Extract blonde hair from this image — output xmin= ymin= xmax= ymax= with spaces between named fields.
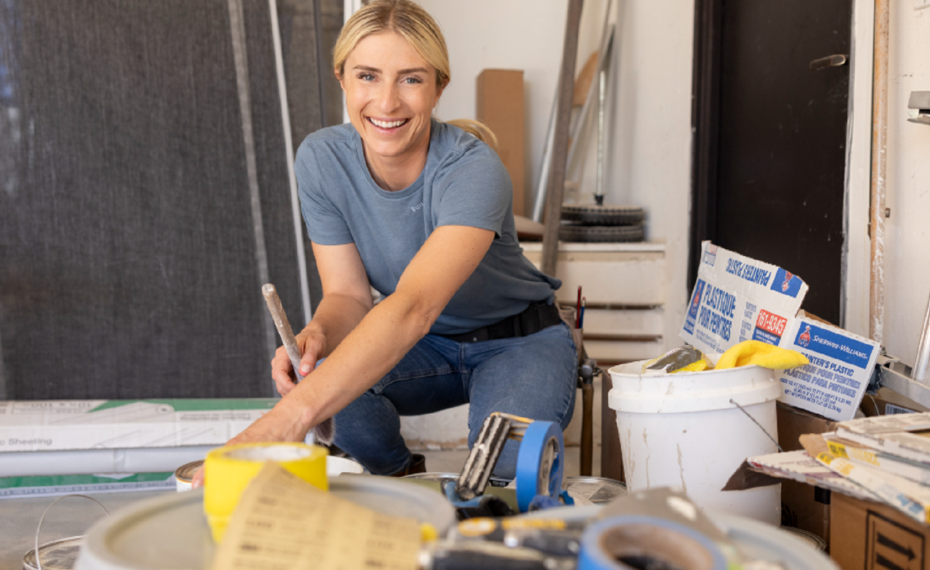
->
xmin=334 ymin=0 xmax=498 ymax=149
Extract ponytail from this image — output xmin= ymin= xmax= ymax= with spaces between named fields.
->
xmin=446 ymin=119 xmax=499 ymax=150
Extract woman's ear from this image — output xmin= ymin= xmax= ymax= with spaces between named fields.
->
xmin=435 ymin=80 xmax=448 ymax=103
xmin=335 ymin=68 xmax=345 ymax=91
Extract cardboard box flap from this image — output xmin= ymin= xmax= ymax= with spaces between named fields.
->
xmin=835 ymin=411 xmax=930 ymax=465
xmin=728 ymin=450 xmax=877 ymax=501
xmin=723 ymin=460 xmax=784 ymax=491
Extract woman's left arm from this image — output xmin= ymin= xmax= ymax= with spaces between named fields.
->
xmin=224 ymin=224 xmax=496 ymax=444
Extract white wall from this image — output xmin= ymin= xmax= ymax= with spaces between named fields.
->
xmin=881 ymin=5 xmax=930 ymax=365
xmin=419 ymin=0 xmax=612 ymax=211
xmin=845 ymin=2 xmax=930 ymax=367
xmin=607 ymin=0 xmax=694 ymax=344
xmin=420 ymin=0 xmax=695 ymax=345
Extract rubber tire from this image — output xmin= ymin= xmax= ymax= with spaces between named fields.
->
xmin=558 ymin=223 xmax=645 ymax=243
xmin=560 ymin=204 xmax=645 ymax=226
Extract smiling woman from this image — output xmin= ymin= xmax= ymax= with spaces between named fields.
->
xmin=203 ymin=0 xmax=577 ymax=481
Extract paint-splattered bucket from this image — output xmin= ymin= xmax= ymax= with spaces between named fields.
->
xmin=609 ymin=362 xmax=781 ymax=524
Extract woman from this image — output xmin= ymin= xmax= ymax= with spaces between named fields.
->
xmin=219 ymin=0 xmax=576 ymax=479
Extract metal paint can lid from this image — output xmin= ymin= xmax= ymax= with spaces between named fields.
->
xmin=404 ymin=472 xmax=511 ymax=487
xmin=175 ymin=459 xmax=204 ymax=492
xmin=23 ymin=536 xmax=83 ymax=570
xmin=780 ymin=526 xmax=827 ymax=551
xmin=403 ymin=472 xmax=460 ymax=482
xmin=563 ymin=476 xmax=627 ymax=505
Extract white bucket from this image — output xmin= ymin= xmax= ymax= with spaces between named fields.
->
xmin=608 ymin=361 xmax=781 ymax=524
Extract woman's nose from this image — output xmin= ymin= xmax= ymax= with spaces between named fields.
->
xmin=376 ymin=83 xmax=401 ymax=112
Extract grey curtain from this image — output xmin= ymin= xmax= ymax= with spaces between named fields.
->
xmin=0 ymin=0 xmax=332 ymax=399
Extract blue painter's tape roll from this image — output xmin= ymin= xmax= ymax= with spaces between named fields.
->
xmin=578 ymin=515 xmax=728 ymax=570
xmin=515 ymin=421 xmax=564 ymax=513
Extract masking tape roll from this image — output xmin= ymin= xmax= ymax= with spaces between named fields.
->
xmin=203 ymin=442 xmax=328 ymax=542
xmin=515 ymin=420 xmax=564 ymax=513
xmin=578 ymin=516 xmax=727 ymax=570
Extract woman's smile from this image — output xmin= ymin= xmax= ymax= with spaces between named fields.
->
xmin=368 ymin=117 xmax=409 ymax=129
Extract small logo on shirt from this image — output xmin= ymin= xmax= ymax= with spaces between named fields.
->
xmin=410 ymin=202 xmax=424 ymax=213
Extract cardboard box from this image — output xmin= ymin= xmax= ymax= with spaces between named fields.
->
xmin=778 ymin=403 xmax=838 ymax=544
xmin=0 ymin=472 xmax=175 ymax=498
xmin=476 ymin=69 xmax=525 ymax=216
xmin=831 ymin=492 xmax=930 ymax=570
xmin=681 ymin=242 xmax=880 ymax=421
xmin=0 ymin=399 xmax=275 ymax=452
xmin=861 ymin=387 xmax=930 ymax=417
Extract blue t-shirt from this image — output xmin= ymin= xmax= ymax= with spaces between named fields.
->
xmin=295 ymin=120 xmax=561 ymax=335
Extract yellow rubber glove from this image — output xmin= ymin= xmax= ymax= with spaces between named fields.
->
xmin=715 ymin=340 xmax=809 ymax=370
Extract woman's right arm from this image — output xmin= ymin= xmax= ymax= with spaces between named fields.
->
xmin=271 ymin=241 xmax=374 ymax=396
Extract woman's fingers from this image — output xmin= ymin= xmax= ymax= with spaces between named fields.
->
xmin=298 ymin=352 xmax=317 ymax=376
xmin=271 ymin=347 xmax=298 ymax=395
xmin=275 ymin=376 xmax=296 ymax=396
xmin=270 ymin=334 xmax=323 ymax=393
xmin=191 ymin=464 xmax=205 ymax=489
xmin=297 ymin=333 xmax=325 ymax=377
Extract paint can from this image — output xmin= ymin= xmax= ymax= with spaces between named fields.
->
xmin=174 ymin=459 xmax=203 ymax=492
xmin=405 ymin=472 xmax=511 ymax=487
xmin=23 ymin=536 xmax=83 ymax=570
xmin=780 ymin=527 xmax=827 ymax=551
xmin=326 ymin=455 xmax=364 ymax=476
xmin=26 ymin=495 xmax=109 ymax=570
xmin=609 ymin=361 xmax=782 ymax=524
xmin=174 ymin=454 xmax=364 ymax=493
xmin=74 ymin=476 xmax=457 ymax=569
xmin=562 ymin=476 xmax=626 ymax=505
xmin=578 ymin=515 xmax=728 ymax=570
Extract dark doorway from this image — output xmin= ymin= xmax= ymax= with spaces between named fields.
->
xmin=690 ymin=0 xmax=852 ymax=326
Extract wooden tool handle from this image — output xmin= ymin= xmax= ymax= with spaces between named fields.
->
xmin=261 ymin=283 xmax=305 ymax=381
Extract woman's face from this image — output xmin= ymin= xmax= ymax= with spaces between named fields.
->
xmin=338 ymin=31 xmax=444 ymax=171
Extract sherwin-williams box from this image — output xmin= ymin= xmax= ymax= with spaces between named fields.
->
xmin=681 ymin=242 xmax=879 ymax=421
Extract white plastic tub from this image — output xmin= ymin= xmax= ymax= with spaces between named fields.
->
xmin=609 ymin=361 xmax=781 ymax=524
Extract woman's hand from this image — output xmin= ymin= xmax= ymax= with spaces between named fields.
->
xmin=271 ymin=330 xmax=327 ymax=396
xmin=191 ymin=400 xmax=314 ymax=489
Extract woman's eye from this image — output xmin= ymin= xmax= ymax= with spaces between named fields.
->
xmin=358 ymin=73 xmax=375 ymax=81
xmin=403 ymin=76 xmax=422 ymax=84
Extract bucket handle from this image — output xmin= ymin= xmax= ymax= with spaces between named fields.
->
xmin=34 ymin=494 xmax=109 ymax=570
xmin=729 ymin=399 xmax=783 ymax=453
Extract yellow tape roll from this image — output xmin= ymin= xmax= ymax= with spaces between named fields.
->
xmin=204 ymin=442 xmax=328 ymax=542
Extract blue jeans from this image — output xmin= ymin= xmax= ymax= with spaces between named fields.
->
xmin=331 ymin=322 xmax=578 ymax=478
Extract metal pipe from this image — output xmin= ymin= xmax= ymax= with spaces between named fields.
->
xmin=532 ymin=90 xmax=558 ymax=222
xmin=595 ymin=64 xmax=607 ymax=205
xmin=229 ymin=0 xmax=276 ymax=363
xmin=565 ymin=25 xmax=615 ymax=191
xmin=915 ymin=293 xmax=930 ymax=383
xmin=541 ymin=0 xmax=585 ymax=276
xmin=534 ymin=2 xmax=615 ymax=221
xmin=869 ymin=0 xmax=889 ymax=344
xmin=269 ymin=0 xmax=313 ymax=324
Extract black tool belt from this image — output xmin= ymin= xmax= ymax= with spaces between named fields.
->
xmin=439 ymin=301 xmax=563 ymax=343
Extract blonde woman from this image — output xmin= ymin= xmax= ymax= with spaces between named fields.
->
xmin=216 ymin=0 xmax=576 ymax=478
